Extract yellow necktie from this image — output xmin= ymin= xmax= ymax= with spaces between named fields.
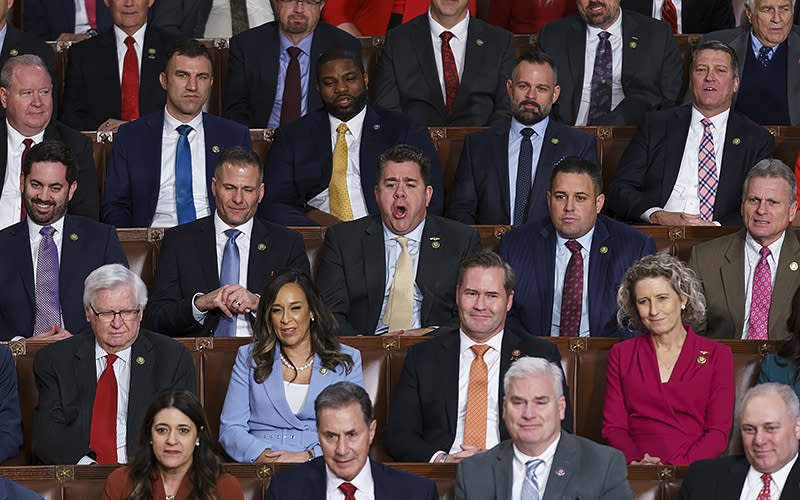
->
xmin=329 ymin=123 xmax=353 ymax=221
xmin=383 ymin=237 xmax=414 ymax=332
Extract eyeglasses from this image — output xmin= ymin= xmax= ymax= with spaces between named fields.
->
xmin=276 ymin=0 xmax=323 ymax=5
xmin=89 ymin=305 xmax=140 ymax=322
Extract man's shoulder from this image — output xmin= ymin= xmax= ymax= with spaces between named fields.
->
xmin=35 ymin=330 xmax=93 ymax=359
xmin=538 ymin=13 xmax=582 ymax=39
xmin=461 ymin=440 xmax=511 ymax=470
xmin=135 ymin=327 xmax=192 ymax=354
xmin=691 ymin=228 xmax=745 ymax=256
xmin=561 ymin=431 xmax=623 ymax=461
xmin=425 ymin=214 xmax=479 ymax=240
xmin=728 ymin=109 xmax=774 ymax=139
xmin=385 ymin=13 xmax=428 ymax=41
xmin=685 ymin=454 xmax=745 ymax=477
xmin=63 ymin=214 xmax=116 ymax=239
xmin=313 ymin=20 xmax=361 ymax=47
xmin=546 ymin=119 xmax=594 ymax=140
xmin=595 ymin=214 xmax=650 ymax=242
xmin=5 ymin=24 xmax=52 ymax=55
xmin=254 ymin=217 xmax=304 ymax=242
xmin=46 ymin=120 xmax=92 ymax=146
xmin=324 ymin=215 xmax=380 ymax=240
xmin=66 ymin=29 xmax=114 ymax=56
xmin=0 ymin=220 xmax=28 ymax=244
xmin=500 ymin=217 xmax=552 ymax=246
xmin=161 ymin=215 xmax=212 ymax=241
xmin=368 ymin=104 xmax=428 ymax=130
xmin=116 ymin=111 xmax=164 ymax=137
xmin=230 ymin=21 xmax=279 ymax=47
xmin=201 ymin=112 xmax=250 ymax=135
xmin=370 ymin=459 xmax=438 ymax=492
xmin=269 ymin=456 xmax=324 ymax=486
xmin=504 ymin=326 xmax=559 ymax=355
xmin=466 ymin=16 xmax=513 ymax=43
xmin=274 ymin=109 xmax=328 ymax=138
xmin=701 ymin=26 xmax=748 ymax=44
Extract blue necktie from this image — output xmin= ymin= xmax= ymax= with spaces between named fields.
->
xmin=514 ymin=128 xmax=535 ymax=225
xmin=521 ymin=458 xmax=544 ymax=500
xmin=758 ymin=45 xmax=771 ymax=68
xmin=216 ymin=228 xmax=241 ymax=337
xmin=175 ymin=124 xmax=196 ymax=224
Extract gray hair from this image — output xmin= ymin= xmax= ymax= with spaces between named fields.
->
xmin=743 ymin=158 xmax=797 ymax=204
xmin=0 ymin=54 xmax=50 ymax=89
xmin=742 ymin=383 xmax=800 ymax=422
xmin=503 ymin=357 xmax=564 ymax=400
xmin=314 ymin=381 xmax=374 ymax=426
xmin=616 ymin=253 xmax=706 ymax=332
xmin=744 ymin=0 xmax=796 ymax=11
xmin=83 ymin=264 xmax=147 ymax=309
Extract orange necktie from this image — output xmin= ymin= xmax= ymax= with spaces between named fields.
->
xmin=463 ymin=344 xmax=490 ymax=448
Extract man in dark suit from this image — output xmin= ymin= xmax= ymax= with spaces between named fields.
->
xmin=0 ymin=55 xmax=99 ymax=228
xmin=263 ymin=48 xmax=445 ymax=226
xmin=222 ymin=0 xmax=360 ymax=128
xmin=373 ymin=0 xmax=515 ymax=127
xmin=147 ymin=147 xmax=310 ymax=337
xmin=383 ymin=251 xmax=572 ymax=463
xmin=316 ymin=144 xmax=480 ymax=336
xmin=0 ymin=141 xmax=127 ymax=342
xmin=23 ymin=0 xmax=112 ymax=42
xmin=102 ymin=39 xmax=252 ymax=228
xmin=621 ymin=0 xmax=734 ymax=34
xmin=446 ymin=50 xmax=598 ymax=225
xmin=32 ymin=264 xmax=197 ymax=465
xmin=150 ymin=0 xmax=212 ymax=38
xmin=679 ymin=382 xmax=800 ymax=500
xmin=0 ymin=345 xmax=22 ymax=463
xmin=61 ymin=0 xmax=177 ymax=132
xmin=455 ymin=357 xmax=633 ymax=500
xmin=499 ymin=157 xmax=656 ymax=338
xmin=608 ymin=41 xmax=774 ymax=226
xmin=537 ymin=0 xmax=683 ymax=126
xmin=266 ymin=382 xmax=438 ymax=499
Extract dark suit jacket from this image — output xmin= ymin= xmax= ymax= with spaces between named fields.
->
xmin=31 ymin=328 xmax=197 ymax=465
xmin=374 ymin=14 xmax=514 ymax=127
xmin=382 ymin=326 xmax=573 ymax=462
xmin=621 ymin=0 xmax=734 ymax=34
xmin=262 ymin=104 xmax=445 ymax=225
xmin=61 ymin=25 xmax=176 ymax=131
xmin=0 ymin=215 xmax=128 ymax=341
xmin=0 ymin=25 xmax=58 ymax=119
xmin=700 ymin=25 xmax=800 ymax=126
xmin=23 ymin=0 xmax=112 ymax=41
xmin=316 ymin=215 xmax=481 ymax=336
xmin=607 ymin=106 xmax=774 ymax=225
xmin=446 ymin=119 xmax=599 ymax=224
xmin=689 ymin=227 xmax=800 ymax=340
xmin=537 ymin=11 xmax=684 ymax=126
xmin=101 ymin=111 xmax=252 ymax=228
xmin=0 ymin=477 xmax=43 ymax=500
xmin=498 ymin=214 xmax=656 ymax=337
xmin=223 ymin=21 xmax=361 ymax=128
xmin=146 ymin=215 xmax=311 ymax=336
xmin=679 ymin=454 xmax=800 ymax=500
xmin=150 ymin=0 xmax=212 ymax=38
xmin=0 ymin=346 xmax=22 ymax=463
xmin=266 ymin=457 xmax=439 ymax=500
xmin=0 ymin=120 xmax=99 ymax=220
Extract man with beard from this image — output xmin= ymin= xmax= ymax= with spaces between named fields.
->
xmin=0 ymin=140 xmax=127 ymax=341
xmin=262 ymin=48 xmax=445 ymax=226
xmin=446 ymin=51 xmax=598 ymax=225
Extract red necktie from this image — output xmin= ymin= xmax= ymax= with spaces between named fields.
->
xmin=121 ymin=36 xmax=139 ymax=122
xmin=747 ymin=247 xmax=772 ymax=340
xmin=757 ymin=473 xmax=772 ymax=500
xmin=19 ymin=138 xmax=33 ymax=221
xmin=661 ymin=0 xmax=678 ymax=34
xmin=560 ymin=240 xmax=584 ymax=337
xmin=90 ymin=354 xmax=118 ymax=464
xmin=440 ymin=31 xmax=459 ymax=115
xmin=339 ymin=482 xmax=357 ymax=500
xmin=280 ymin=47 xmax=302 ymax=126
xmin=85 ymin=0 xmax=97 ymax=29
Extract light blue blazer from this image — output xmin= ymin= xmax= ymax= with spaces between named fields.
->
xmin=219 ymin=342 xmax=364 ymax=463
xmin=759 ymin=354 xmax=800 ymax=401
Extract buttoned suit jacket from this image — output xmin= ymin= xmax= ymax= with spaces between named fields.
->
xmin=688 ymin=227 xmax=800 ymax=340
xmin=316 ymin=215 xmax=480 ymax=336
xmin=445 ymin=119 xmax=598 ymax=224
xmin=382 ymin=326 xmax=573 ymax=462
xmin=22 ymin=0 xmax=112 ymax=41
xmin=0 ymin=120 xmax=100 ymax=220
xmin=101 ymin=110 xmax=252 ymax=228
xmin=0 ymin=346 xmax=22 ymax=463
xmin=31 ymin=328 xmax=197 ymax=465
xmin=265 ymin=457 xmax=438 ymax=500
xmin=222 ymin=21 xmax=361 ymax=128
xmin=678 ymin=454 xmax=800 ymax=500
xmin=0 ymin=25 xmax=58 ymax=120
xmin=0 ymin=477 xmax=43 ymax=500
xmin=373 ymin=13 xmax=515 ymax=127
xmin=699 ymin=25 xmax=800 ymax=126
xmin=606 ymin=106 xmax=774 ymax=225
xmin=621 ymin=0 xmax=734 ymax=34
xmin=61 ymin=25 xmax=177 ymax=131
xmin=497 ymin=214 xmax=657 ymax=337
xmin=0 ymin=215 xmax=128 ymax=341
xmin=261 ymin=104 xmax=445 ymax=226
xmin=146 ymin=215 xmax=310 ymax=337
xmin=454 ymin=436 xmax=633 ymax=500
xmin=537 ymin=11 xmax=684 ymax=126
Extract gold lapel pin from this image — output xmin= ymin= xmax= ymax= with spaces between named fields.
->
xmin=70 ymin=233 xmax=78 ymax=241
xmin=136 ymin=356 xmax=145 ymax=365
xmin=790 ymin=262 xmax=799 ymax=272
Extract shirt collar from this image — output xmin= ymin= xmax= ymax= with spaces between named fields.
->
xmin=164 ymin=107 xmax=204 ymax=129
xmin=555 ymin=225 xmax=595 ymax=251
xmin=382 ymin=217 xmax=426 ymax=244
xmin=747 ymin=453 xmax=798 ymax=495
xmin=94 ymin=342 xmax=132 ymax=364
xmin=214 ymin=210 xmax=254 ymax=240
xmin=459 ymin=328 xmax=504 ymax=353
xmin=690 ymin=105 xmax=730 ymax=130
xmin=279 ymin=28 xmax=314 ymax=55
xmin=328 ymin=105 xmax=368 ymax=143
xmin=510 ymin=116 xmax=549 ymax=140
xmin=6 ymin=118 xmax=47 ymax=144
xmin=27 ymin=215 xmax=65 ymax=241
xmin=586 ymin=9 xmax=623 ymax=39
xmin=750 ymin=31 xmax=780 ymax=58
xmin=513 ymin=432 xmax=561 ymax=467
xmin=745 ymin=227 xmax=786 ymax=255
xmin=428 ymin=10 xmax=470 ymax=41
xmin=113 ymin=22 xmax=147 ymax=49
xmin=325 ymin=458 xmax=373 ymax=495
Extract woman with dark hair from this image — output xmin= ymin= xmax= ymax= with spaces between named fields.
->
xmin=101 ymin=390 xmax=243 ymax=500
xmin=219 ymin=269 xmax=364 ymax=463
xmin=759 ymin=287 xmax=800 ymax=398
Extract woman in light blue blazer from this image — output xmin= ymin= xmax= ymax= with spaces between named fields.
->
xmin=219 ymin=270 xmax=364 ymax=463
xmin=759 ymin=288 xmax=800 ymax=399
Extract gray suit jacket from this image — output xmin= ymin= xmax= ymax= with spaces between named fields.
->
xmin=454 ymin=435 xmax=633 ymax=500
xmin=688 ymin=226 xmax=800 ymax=340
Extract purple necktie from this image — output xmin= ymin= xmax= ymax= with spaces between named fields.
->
xmin=560 ymin=240 xmax=583 ymax=337
xmin=588 ymin=31 xmax=612 ymax=125
xmin=33 ymin=225 xmax=60 ymax=334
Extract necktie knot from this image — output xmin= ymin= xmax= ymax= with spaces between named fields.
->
xmin=339 ymin=482 xmax=357 ymax=498
xmin=565 ymin=240 xmax=582 ymax=254
xmin=760 ymin=246 xmax=772 ymax=258
xmin=521 ymin=128 xmax=535 ymax=139
xmin=124 ymin=35 xmax=135 ymax=48
xmin=440 ymin=30 xmax=454 ymax=44
xmin=287 ymin=46 xmax=301 ymax=59
xmin=336 ymin=123 xmax=349 ymax=136
xmin=701 ymin=118 xmax=713 ymax=131
xmin=177 ymin=124 xmax=192 ymax=137
xmin=394 ymin=236 xmax=409 ymax=250
xmin=761 ymin=473 xmax=772 ymax=486
xmin=471 ymin=343 xmax=490 ymax=358
xmin=22 ymin=138 xmax=33 ymax=150
xmin=106 ymin=353 xmax=118 ymax=366
xmin=40 ymin=225 xmax=55 ymax=238
xmin=598 ymin=31 xmax=610 ymax=41
xmin=224 ymin=228 xmax=241 ymax=241
xmin=526 ymin=458 xmax=543 ymax=480
xmin=758 ymin=46 xmax=771 ymax=67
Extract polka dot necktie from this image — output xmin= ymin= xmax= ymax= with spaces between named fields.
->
xmin=758 ymin=46 xmax=772 ymax=68
xmin=33 ymin=225 xmax=60 ymax=334
xmin=329 ymin=123 xmax=353 ymax=221
xmin=756 ymin=473 xmax=772 ymax=500
xmin=747 ymin=247 xmax=772 ymax=340
xmin=560 ymin=240 xmax=583 ymax=337
xmin=588 ymin=31 xmax=612 ymax=125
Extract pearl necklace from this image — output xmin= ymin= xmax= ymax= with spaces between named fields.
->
xmin=280 ymin=352 xmax=313 ymax=371
xmin=166 ymin=496 xmax=175 ymax=500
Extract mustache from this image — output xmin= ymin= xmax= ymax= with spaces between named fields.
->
xmin=519 ymin=100 xmax=541 ymax=111
xmin=30 ymin=198 xmax=55 ymax=207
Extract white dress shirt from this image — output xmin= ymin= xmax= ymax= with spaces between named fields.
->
xmin=308 ymin=106 xmax=369 ymax=219
xmin=73 ymin=0 xmax=91 ymax=34
xmin=575 ymin=12 xmax=625 ymax=126
xmin=95 ymin=343 xmax=132 ymax=464
xmin=428 ymin=11 xmax=469 ymax=105
xmin=741 ymin=231 xmax=784 ymax=339
xmin=507 ymin=117 xmax=548 ymax=225
xmin=651 ymin=0 xmax=683 ymax=33
xmin=739 ymin=453 xmax=798 ymax=500
xmin=325 ymin=458 xmax=375 ymax=500
xmin=511 ymin=434 xmax=561 ymax=500
xmin=153 ymin=109 xmax=211 ymax=227
xmin=0 ymin=123 xmax=46 ymax=230
xmin=551 ymin=228 xmax=594 ymax=337
xmin=203 ymin=0 xmax=275 ymax=38
xmin=375 ymin=220 xmax=426 ymax=334
xmin=113 ymin=24 xmax=146 ymax=84
xmin=23 ymin=216 xmax=67 ymax=332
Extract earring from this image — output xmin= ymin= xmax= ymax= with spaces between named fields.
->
xmin=195 ymin=441 xmax=200 ymax=447
xmin=681 ymin=304 xmax=686 ymax=310
xmin=311 ymin=316 xmax=315 ymax=322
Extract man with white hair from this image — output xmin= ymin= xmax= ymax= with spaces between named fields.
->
xmin=31 ymin=264 xmax=196 ymax=465
xmin=455 ymin=357 xmax=633 ymax=500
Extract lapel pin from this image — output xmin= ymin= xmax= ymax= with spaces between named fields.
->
xmin=147 ymin=48 xmax=156 ymax=60
xmin=320 ymin=367 xmax=328 ymax=375
xmin=257 ymin=243 xmax=267 ymax=251
xmin=511 ymin=349 xmax=521 ymax=361
xmin=212 ymin=145 xmax=221 ymax=153
xmin=628 ymin=41 xmax=637 ymax=49
xmin=732 ymin=137 xmax=741 ymax=145
xmin=697 ymin=355 xmax=707 ymax=364
xmin=70 ymin=233 xmax=78 ymax=241
xmin=9 ymin=49 xmax=18 ymax=57
xmin=136 ymin=356 xmax=145 ymax=365
xmin=555 ymin=467 xmax=566 ymax=476
xmin=791 ymin=262 xmax=799 ymax=271
xmin=600 ymin=246 xmax=608 ymax=254
xmin=430 ymin=237 xmax=441 ymax=249
xmin=551 ymin=138 xmax=559 ymax=145
xmin=373 ymin=124 xmax=381 ymax=130
xmin=476 ymin=39 xmax=484 ymax=46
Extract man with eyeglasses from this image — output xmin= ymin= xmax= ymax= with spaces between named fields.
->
xmin=223 ymin=0 xmax=361 ymax=128
xmin=0 ymin=140 xmax=127 ymax=342
xmin=31 ymin=263 xmax=197 ymax=465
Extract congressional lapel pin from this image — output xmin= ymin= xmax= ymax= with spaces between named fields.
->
xmin=9 ymin=49 xmax=18 ymax=57
xmin=373 ymin=124 xmax=381 ymax=131
xmin=628 ymin=37 xmax=638 ymax=49
xmin=790 ymin=262 xmax=799 ymax=271
xmin=732 ymin=138 xmax=741 ymax=145
xmin=320 ymin=367 xmax=328 ymax=375
xmin=212 ymin=145 xmax=221 ymax=153
xmin=476 ymin=39 xmax=484 ymax=47
xmin=70 ymin=233 xmax=78 ymax=241
xmin=147 ymin=48 xmax=156 ymax=60
xmin=136 ymin=356 xmax=145 ymax=365
xmin=600 ymin=246 xmax=608 ymax=254
xmin=257 ymin=243 xmax=267 ymax=251
xmin=551 ymin=138 xmax=559 ymax=145
xmin=555 ymin=467 xmax=566 ymax=476
xmin=697 ymin=351 xmax=709 ymax=365
xmin=511 ymin=349 xmax=521 ymax=361
xmin=430 ymin=237 xmax=441 ymax=249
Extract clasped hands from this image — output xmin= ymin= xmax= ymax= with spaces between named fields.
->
xmin=194 ymin=285 xmax=259 ymax=317
xmin=630 ymin=453 xmax=663 ymax=466
xmin=256 ymin=448 xmax=310 ymax=463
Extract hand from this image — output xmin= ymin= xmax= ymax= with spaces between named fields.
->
xmin=194 ymin=286 xmax=237 ymax=317
xmin=29 ymin=324 xmax=73 ymax=342
xmin=631 ymin=453 xmax=663 ymax=465
xmin=677 ymin=213 xmax=716 ymax=226
xmin=381 ymin=327 xmax=435 ymax=337
xmin=255 ymin=448 xmax=273 ymax=463
xmin=56 ymin=32 xmax=90 ymax=43
xmin=649 ymin=211 xmax=715 ymax=226
xmin=444 ymin=445 xmax=486 ymax=463
xmin=223 ymin=285 xmax=259 ymax=314
xmin=98 ymin=119 xmax=127 ymax=132
xmin=262 ymin=450 xmax=310 ymax=463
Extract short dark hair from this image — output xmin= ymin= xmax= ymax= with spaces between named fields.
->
xmin=376 ymin=144 xmax=432 ymax=186
xmin=515 ymin=50 xmax=558 ymax=84
xmin=549 ymin=156 xmax=603 ymax=196
xmin=164 ymin=38 xmax=214 ymax=71
xmin=314 ymin=381 xmax=374 ymax=426
xmin=316 ymin=48 xmax=365 ymax=81
xmin=22 ymin=140 xmax=78 ymax=185
xmin=691 ymin=40 xmax=740 ymax=77
xmin=456 ymin=251 xmax=515 ymax=295
xmin=214 ymin=146 xmax=263 ymax=182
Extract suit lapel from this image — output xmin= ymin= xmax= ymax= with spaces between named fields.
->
xmin=0 ymin=121 xmax=9 ymax=188
xmin=530 ymin=121 xmax=562 ymax=222
xmin=788 ymin=30 xmax=800 ymax=126
xmin=718 ymin=456 xmax=750 ymax=499
xmin=263 ymin=25 xmax=282 ymax=114
xmin=263 ymin=348 xmax=307 ymax=426
xmin=542 ymin=434 xmax=577 ymax=500
xmin=75 ymin=333 xmax=98 ymax=441
xmin=140 ymin=26 xmax=165 ymax=114
xmin=781 ymin=457 xmax=800 ymax=499
xmin=313 ymin=111 xmax=335 ymax=199
xmin=411 ymin=17 xmax=447 ymax=114
xmin=59 ymin=216 xmax=78 ymax=305
xmin=363 ymin=217 xmax=386 ymax=329
xmin=620 ymin=13 xmax=643 ymax=96
xmin=587 ymin=217 xmax=612 ymax=337
xmin=492 ymin=441 xmax=514 ymax=500
xmin=359 ymin=106 xmax=383 ymax=214
xmin=540 ymin=224 xmax=558 ymax=319
xmin=771 ymin=227 xmax=800 ymax=332
xmin=127 ymin=332 xmax=154 ymax=450
xmin=144 ymin=112 xmax=166 ymax=222
xmin=716 ymin=112 xmax=747 ymax=215
xmin=10 ymin=222 xmax=35 ymax=309
xmin=201 ymin=113 xmax=220 ymax=213
xmin=565 ymin=18 xmax=587 ymax=118
xmin=98 ymin=31 xmax=122 ymax=116
xmin=199 ymin=217 xmax=220 ymax=288
xmin=440 ymin=330 xmax=461 ymax=439
xmin=246 ymin=218 xmax=272 ymax=290
xmin=720 ymin=229 xmax=747 ymax=335
xmin=418 ymin=217 xmax=446 ymax=323
xmin=490 ymin=127 xmax=512 ymax=220
xmin=453 ymin=20 xmax=485 ymax=113
xmin=661 ymin=107 xmax=692 ymax=203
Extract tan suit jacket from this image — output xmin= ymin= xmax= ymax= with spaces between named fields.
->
xmin=689 ymin=226 xmax=800 ymax=340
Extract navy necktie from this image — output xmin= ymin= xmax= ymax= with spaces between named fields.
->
xmin=758 ymin=45 xmax=771 ymax=67
xmin=514 ymin=128 xmax=535 ymax=225
xmin=175 ymin=124 xmax=196 ymax=224
xmin=588 ymin=31 xmax=612 ymax=125
xmin=216 ymin=228 xmax=241 ymax=337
